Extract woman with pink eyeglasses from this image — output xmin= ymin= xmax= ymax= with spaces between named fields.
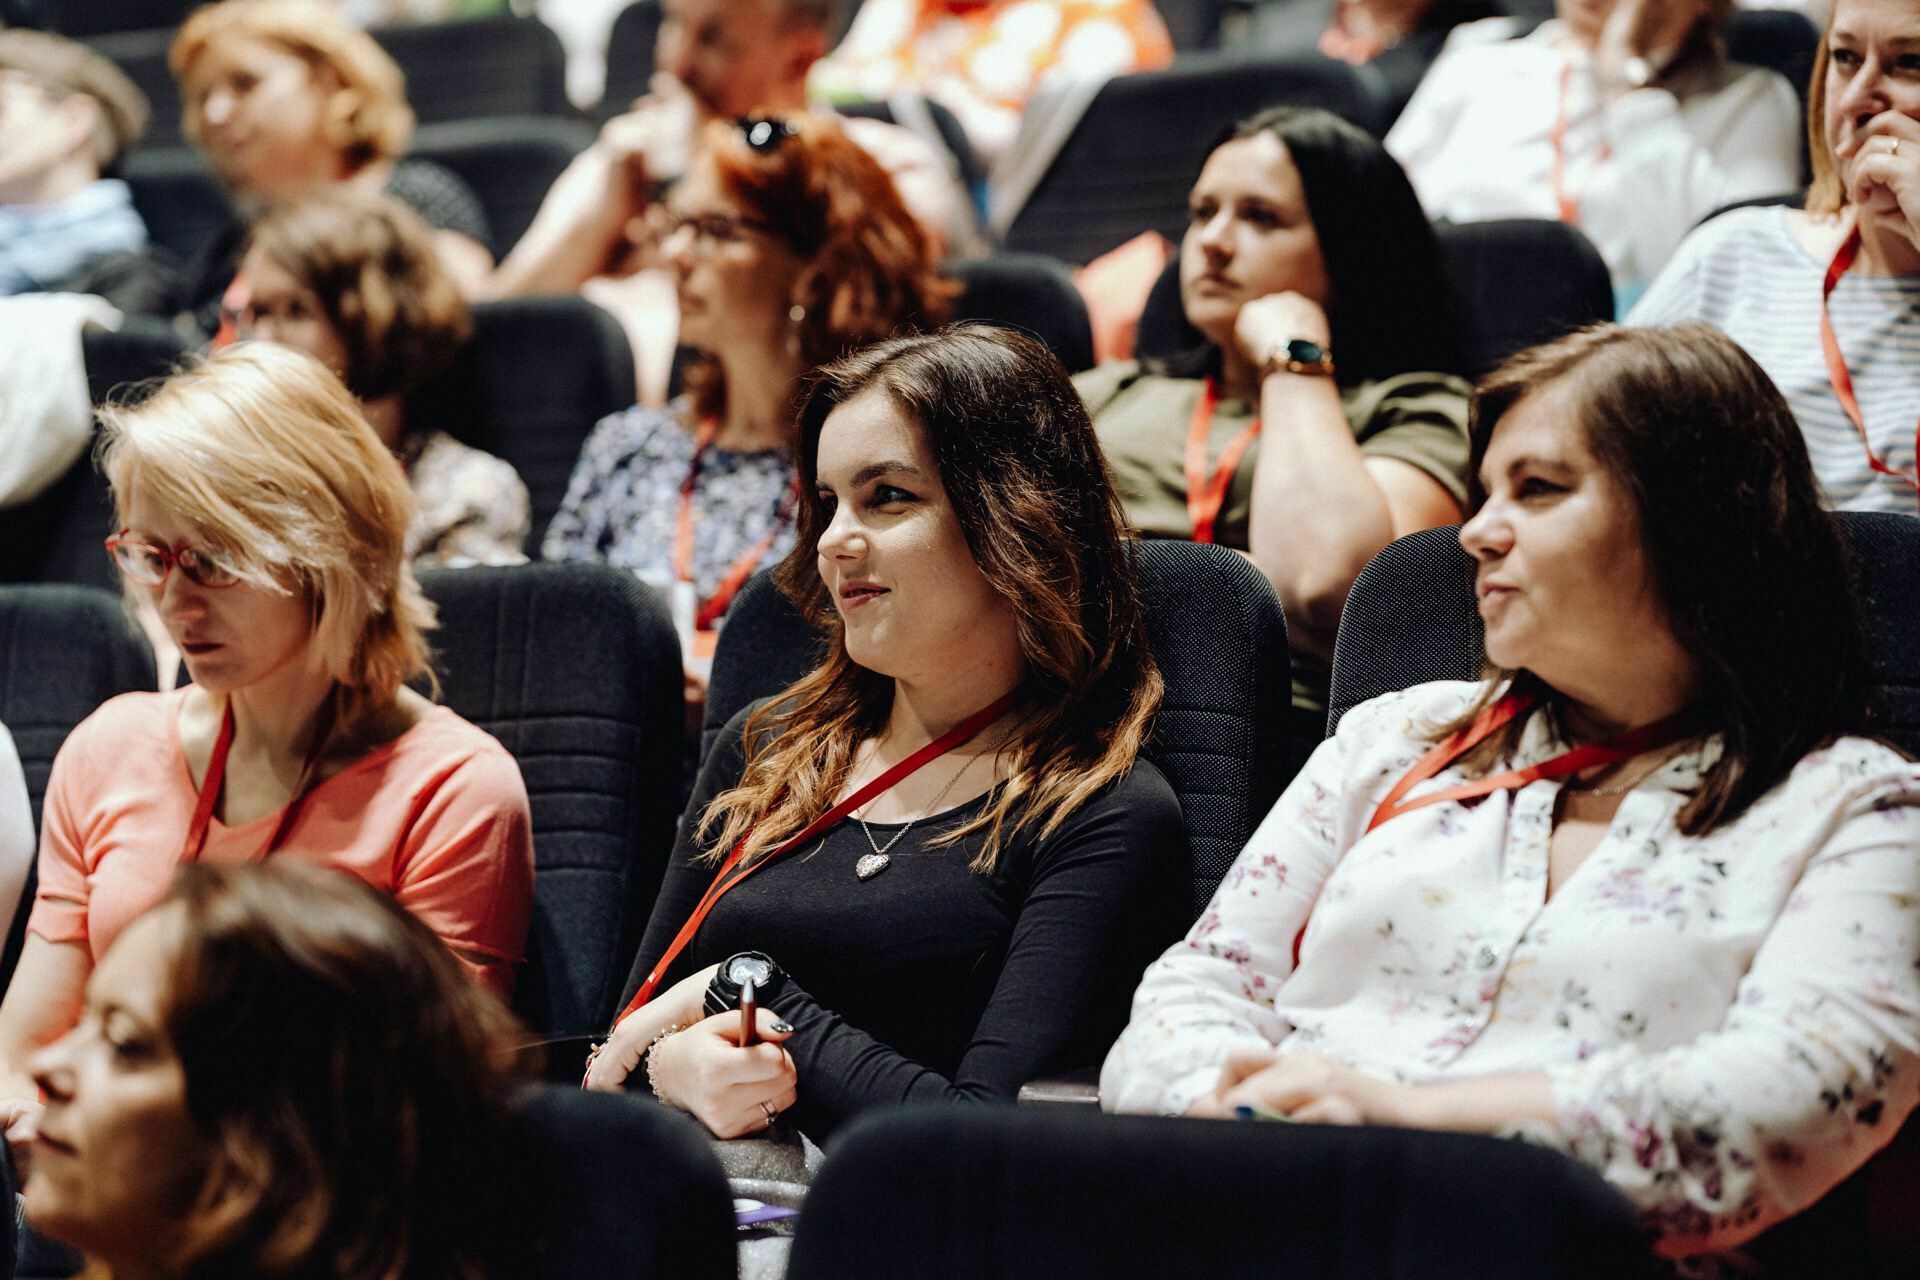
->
xmin=0 ymin=342 xmax=533 ymax=1167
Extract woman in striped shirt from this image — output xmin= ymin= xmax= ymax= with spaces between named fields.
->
xmin=1631 ymin=0 xmax=1920 ymax=514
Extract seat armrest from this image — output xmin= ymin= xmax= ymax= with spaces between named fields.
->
xmin=1017 ymin=1067 xmax=1100 ymax=1107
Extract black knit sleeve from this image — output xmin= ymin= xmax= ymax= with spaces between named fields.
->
xmin=386 ymin=159 xmax=493 ymax=250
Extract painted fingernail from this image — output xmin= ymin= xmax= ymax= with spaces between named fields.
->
xmin=771 ymin=1020 xmax=793 ymax=1034
xmin=1233 ymin=1105 xmax=1256 ymax=1120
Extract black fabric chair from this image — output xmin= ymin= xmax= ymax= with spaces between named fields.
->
xmin=408 ymin=296 xmax=637 ymax=551
xmin=502 ymin=1085 xmax=735 ymax=1280
xmin=410 ymin=117 xmax=595 ymax=258
xmin=40 ymin=0 xmax=193 ymax=37
xmin=374 ymin=16 xmax=573 ymax=125
xmin=952 ymin=254 xmax=1096 ymax=374
xmin=1158 ymin=0 xmax=1239 ymax=50
xmin=119 ymin=146 xmax=235 ymax=267
xmin=1137 ymin=217 xmax=1611 ymax=379
xmin=786 ymin=1106 xmax=1654 ymax=1280
xmin=0 ymin=318 xmax=189 ymax=592
xmin=704 ymin=541 xmax=1289 ymax=915
xmin=1435 ymin=220 xmax=1614 ymax=377
xmin=599 ymin=0 xmax=663 ymax=121
xmin=84 ymin=26 xmax=184 ymax=148
xmin=0 ymin=585 xmax=155 ymax=989
xmin=1003 ymin=54 xmax=1387 ymax=266
xmin=839 ymin=95 xmax=988 ymax=206
xmin=416 ymin=564 xmax=682 ymax=1039
xmin=1725 ymin=9 xmax=1820 ymax=108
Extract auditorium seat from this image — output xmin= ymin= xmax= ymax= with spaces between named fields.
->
xmin=705 ymin=540 xmax=1290 ymax=916
xmin=785 ymin=1106 xmax=1654 ymax=1280
xmin=952 ymin=254 xmax=1096 ymax=374
xmin=1002 ymin=54 xmax=1388 ymax=266
xmin=1135 ymin=217 xmax=1613 ymax=379
xmin=410 ymin=117 xmax=595 ymax=258
xmin=599 ymin=0 xmax=663 ymax=121
xmin=502 ymin=1086 xmax=736 ymax=1280
xmin=0 ymin=585 xmax=155 ymax=988
xmin=417 ymin=564 xmax=683 ymax=1042
xmin=1324 ymin=513 xmax=1920 ymax=1278
xmin=407 ymin=296 xmax=637 ymax=551
xmin=0 ymin=318 xmax=188 ymax=593
xmin=838 ymin=95 xmax=988 ymax=214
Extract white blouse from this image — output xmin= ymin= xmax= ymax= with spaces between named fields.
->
xmin=1101 ymin=681 xmax=1920 ymax=1256
xmin=1385 ymin=18 xmax=1802 ymax=301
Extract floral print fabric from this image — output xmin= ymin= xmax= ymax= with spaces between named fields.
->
xmin=1101 ymin=680 xmax=1920 ymax=1256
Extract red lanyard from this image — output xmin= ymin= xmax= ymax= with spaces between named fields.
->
xmin=1366 ymin=690 xmax=1697 ymax=831
xmin=1285 ymin=691 xmax=1697 ymax=968
xmin=1820 ymin=213 xmax=1920 ymax=498
xmin=1184 ymin=378 xmax=1261 ymax=545
xmin=672 ymin=419 xmax=796 ymax=631
xmin=181 ymin=695 xmax=336 ymax=864
xmin=614 ymin=691 xmax=1018 ymax=1025
xmin=1550 ymin=60 xmax=1612 ymax=225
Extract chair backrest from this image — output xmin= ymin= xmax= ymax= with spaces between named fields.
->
xmin=1328 ymin=514 xmax=1920 ymax=756
xmin=599 ymin=0 xmax=662 ymax=122
xmin=501 ymin=1085 xmax=735 ymax=1280
xmin=951 ymin=254 xmax=1096 ymax=374
xmin=1136 ymin=217 xmax=1612 ymax=379
xmin=786 ymin=1106 xmax=1653 ymax=1280
xmin=0 ymin=585 xmax=155 ymax=986
xmin=1003 ymin=53 xmax=1387 ymax=266
xmin=1725 ymin=9 xmax=1821 ymax=105
xmin=374 ymin=16 xmax=572 ymax=124
xmin=408 ymin=296 xmax=638 ymax=551
xmin=120 ymin=146 xmax=236 ymax=265
xmin=409 ymin=117 xmax=594 ymax=258
xmin=704 ymin=541 xmax=1289 ymax=915
xmin=1158 ymin=0 xmax=1236 ymax=50
xmin=838 ymin=95 xmax=987 ymax=206
xmin=42 ymin=0 xmax=192 ymax=37
xmin=416 ymin=564 xmax=682 ymax=1038
xmin=0 ymin=318 xmax=189 ymax=592
xmin=84 ymin=26 xmax=183 ymax=148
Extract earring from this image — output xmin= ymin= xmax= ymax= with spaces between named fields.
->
xmin=787 ymin=303 xmax=806 ymax=356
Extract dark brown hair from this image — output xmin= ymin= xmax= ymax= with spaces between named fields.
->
xmin=157 ymin=862 xmax=522 ymax=1280
xmin=1438 ymin=323 xmax=1868 ymax=835
xmin=680 ymin=115 xmax=957 ymax=424
xmin=245 ymin=190 xmax=471 ymax=404
xmin=699 ymin=325 xmax=1163 ymax=871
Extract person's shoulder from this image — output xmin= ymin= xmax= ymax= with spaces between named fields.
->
xmin=1350 ymin=370 xmax=1473 ymax=413
xmin=1425 ymin=14 xmax=1533 ymax=69
xmin=70 ymin=689 xmax=178 ymax=744
xmin=413 ymin=430 xmax=521 ymax=484
xmin=1783 ymin=734 xmax=1920 ymax=796
xmin=589 ymin=399 xmax=688 ymax=449
xmin=1703 ymin=56 xmax=1800 ymax=111
xmin=1335 ymin=680 xmax=1485 ymax=747
xmin=1076 ymin=359 xmax=1196 ymax=420
xmin=1678 ymin=202 xmax=1797 ymax=263
xmin=386 ymin=159 xmax=491 ymax=241
xmin=389 ymin=705 xmax=526 ymax=794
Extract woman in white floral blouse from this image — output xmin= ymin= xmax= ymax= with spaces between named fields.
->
xmin=1101 ymin=323 xmax=1920 ymax=1262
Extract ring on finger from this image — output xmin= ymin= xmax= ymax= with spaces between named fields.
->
xmin=760 ymin=1099 xmax=780 ymax=1127
xmin=1895 ymin=137 xmax=1903 ymax=158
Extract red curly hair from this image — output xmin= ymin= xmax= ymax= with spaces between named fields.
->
xmin=681 ymin=115 xmax=957 ymax=423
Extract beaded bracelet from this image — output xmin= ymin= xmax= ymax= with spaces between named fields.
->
xmin=642 ymin=1021 xmax=692 ymax=1104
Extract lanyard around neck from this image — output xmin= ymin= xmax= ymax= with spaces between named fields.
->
xmin=181 ymin=694 xmax=337 ymax=864
xmin=672 ymin=417 xmax=797 ymax=631
xmin=614 ymin=691 xmax=1019 ymax=1026
xmin=1185 ymin=378 xmax=1262 ymax=546
xmin=1366 ymin=690 xmax=1697 ymax=832
xmin=1550 ymin=59 xmax=1612 ymax=225
xmin=1820 ymin=211 xmax=1920 ymax=500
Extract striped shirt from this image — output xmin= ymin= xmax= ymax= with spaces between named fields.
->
xmin=1630 ymin=206 xmax=1920 ymax=515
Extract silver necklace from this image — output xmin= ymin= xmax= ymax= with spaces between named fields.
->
xmin=1563 ymin=757 xmax=1672 ymax=799
xmin=852 ymin=757 xmax=971 ymax=882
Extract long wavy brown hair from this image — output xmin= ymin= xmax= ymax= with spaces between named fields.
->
xmin=1434 ymin=324 xmax=1867 ymax=836
xmin=698 ymin=326 xmax=1163 ymax=873
xmin=680 ymin=115 xmax=957 ymax=425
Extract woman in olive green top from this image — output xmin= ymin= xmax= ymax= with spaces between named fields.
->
xmin=1077 ymin=106 xmax=1472 ymax=765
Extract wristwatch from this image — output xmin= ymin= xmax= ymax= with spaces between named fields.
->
xmin=703 ymin=951 xmax=785 ymax=1016
xmin=1262 ymin=337 xmax=1336 ymax=379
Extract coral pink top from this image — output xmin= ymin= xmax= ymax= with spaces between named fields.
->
xmin=30 ymin=690 xmax=534 ymax=1000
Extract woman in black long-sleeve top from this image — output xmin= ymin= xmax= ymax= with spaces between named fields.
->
xmin=585 ymin=326 xmax=1187 ymax=1141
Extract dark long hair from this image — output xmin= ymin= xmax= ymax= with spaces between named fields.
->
xmin=159 ymin=862 xmax=523 ymax=1280
xmin=1438 ymin=324 xmax=1868 ymax=835
xmin=1152 ymin=105 xmax=1467 ymax=386
xmin=699 ymin=325 xmax=1163 ymax=872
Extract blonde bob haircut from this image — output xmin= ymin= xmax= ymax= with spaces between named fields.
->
xmin=98 ymin=343 xmax=436 ymax=729
xmin=171 ymin=0 xmax=414 ymax=172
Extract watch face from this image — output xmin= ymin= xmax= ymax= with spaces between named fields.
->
xmin=724 ymin=954 xmax=776 ymax=986
xmin=1286 ymin=339 xmax=1327 ymax=365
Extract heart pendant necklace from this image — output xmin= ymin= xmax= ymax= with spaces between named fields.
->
xmin=853 ymin=754 xmax=971 ymax=882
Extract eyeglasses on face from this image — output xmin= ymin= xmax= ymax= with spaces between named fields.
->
xmin=655 ymin=207 xmax=780 ymax=246
xmin=105 ymin=531 xmax=242 ymax=589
